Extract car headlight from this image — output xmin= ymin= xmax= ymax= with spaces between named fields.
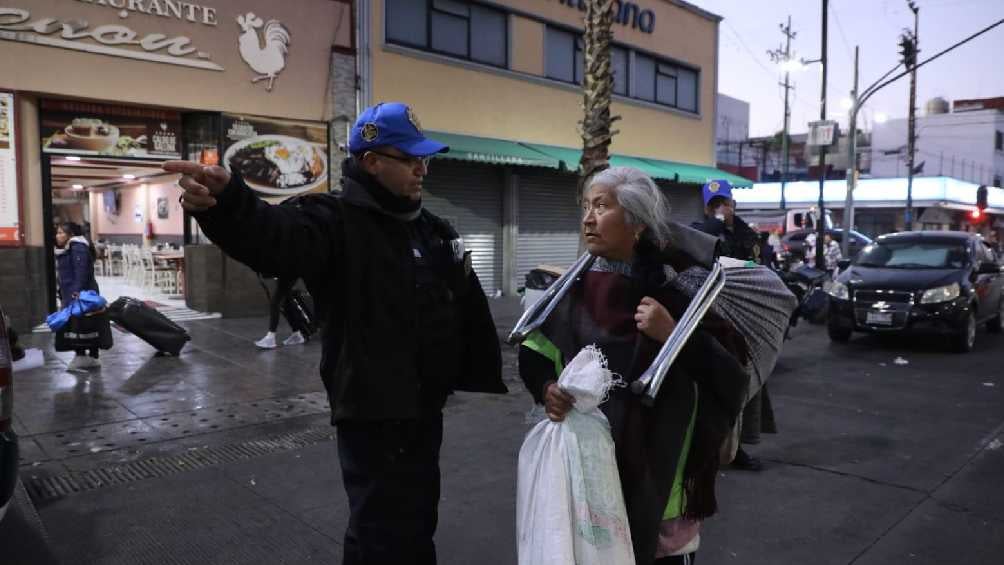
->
xmin=920 ymin=283 xmax=960 ymax=304
xmin=827 ymin=281 xmax=849 ymax=300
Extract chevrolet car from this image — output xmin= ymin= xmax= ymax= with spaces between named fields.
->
xmin=826 ymin=231 xmax=1004 ymax=352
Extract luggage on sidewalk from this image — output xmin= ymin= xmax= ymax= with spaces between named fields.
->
xmin=282 ymin=289 xmax=316 ymax=337
xmin=54 ymin=310 xmax=114 ymax=352
xmin=107 ymin=297 xmax=190 ymax=355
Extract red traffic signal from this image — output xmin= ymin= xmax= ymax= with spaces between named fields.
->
xmin=970 ymin=208 xmax=983 ymax=220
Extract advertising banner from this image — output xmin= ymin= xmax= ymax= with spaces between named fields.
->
xmin=221 ymin=113 xmax=328 ymax=200
xmin=41 ymin=99 xmax=182 ymax=158
xmin=0 ymin=92 xmax=19 ymax=244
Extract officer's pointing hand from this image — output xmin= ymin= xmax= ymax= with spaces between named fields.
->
xmin=163 ymin=160 xmax=231 ymax=213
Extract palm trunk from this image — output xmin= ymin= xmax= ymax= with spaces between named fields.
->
xmin=577 ymin=0 xmax=620 ymax=198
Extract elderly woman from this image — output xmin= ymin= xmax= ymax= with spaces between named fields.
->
xmin=518 ymin=167 xmax=750 ymax=565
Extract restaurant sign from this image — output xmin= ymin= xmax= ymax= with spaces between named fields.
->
xmin=0 ymin=4 xmax=224 ymax=71
xmin=40 ymin=99 xmax=182 ymax=158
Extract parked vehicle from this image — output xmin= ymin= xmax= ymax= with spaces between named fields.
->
xmin=780 ymin=228 xmax=873 ymax=267
xmin=739 ymin=206 xmax=834 ymax=235
xmin=826 ymin=231 xmax=1004 ymax=352
xmin=0 ymin=305 xmax=20 ymax=522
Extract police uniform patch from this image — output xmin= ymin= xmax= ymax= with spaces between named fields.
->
xmin=361 ymin=122 xmax=379 ymax=142
xmin=707 ymin=181 xmax=720 ymax=193
xmin=407 ymin=107 xmax=423 ymax=133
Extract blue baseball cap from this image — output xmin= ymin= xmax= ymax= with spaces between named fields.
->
xmin=348 ymin=102 xmax=449 ymax=157
xmin=702 ymin=179 xmax=734 ymax=206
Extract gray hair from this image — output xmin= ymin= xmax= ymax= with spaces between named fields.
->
xmin=588 ymin=166 xmax=673 ymax=247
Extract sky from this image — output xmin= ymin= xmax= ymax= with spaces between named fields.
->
xmin=700 ymin=0 xmax=1004 ymax=137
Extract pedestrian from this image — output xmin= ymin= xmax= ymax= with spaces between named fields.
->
xmin=166 ymin=102 xmax=506 ymax=565
xmin=520 ymin=167 xmax=750 ymax=564
xmin=54 ymin=222 xmax=101 ymax=371
xmin=691 ymin=180 xmax=776 ymax=472
xmin=691 ymin=179 xmax=761 ymax=264
xmin=823 ymin=232 xmax=843 ymax=274
xmin=255 ymin=274 xmax=306 ymax=349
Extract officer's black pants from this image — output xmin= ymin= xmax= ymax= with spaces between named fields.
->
xmin=337 ymin=411 xmax=443 ymax=565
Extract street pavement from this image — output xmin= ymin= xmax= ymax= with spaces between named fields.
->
xmin=3 ymin=297 xmax=1003 ymax=564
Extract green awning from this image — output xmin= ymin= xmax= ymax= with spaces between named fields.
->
xmin=422 ymin=131 xmax=753 ymax=188
xmin=426 ymin=131 xmax=559 ymax=168
xmin=519 ymin=141 xmax=753 ymax=187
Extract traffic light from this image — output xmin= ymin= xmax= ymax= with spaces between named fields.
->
xmin=898 ymin=31 xmax=917 ymax=67
xmin=971 ymin=208 xmax=983 ymax=221
xmin=976 ymin=185 xmax=988 ymax=211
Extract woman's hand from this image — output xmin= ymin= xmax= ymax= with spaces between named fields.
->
xmin=635 ymin=296 xmax=676 ymax=343
xmin=544 ymin=381 xmax=575 ymax=422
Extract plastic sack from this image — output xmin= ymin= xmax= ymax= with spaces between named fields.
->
xmin=45 ymin=291 xmax=108 ymax=332
xmin=516 ymin=346 xmax=635 ymax=565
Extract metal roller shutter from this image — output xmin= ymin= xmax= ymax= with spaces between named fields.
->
xmin=657 ymin=181 xmax=705 ymax=225
xmin=422 ymin=161 xmax=504 ymax=295
xmin=516 ymin=170 xmax=581 ymax=289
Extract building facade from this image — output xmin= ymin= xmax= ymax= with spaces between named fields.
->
xmin=0 ymin=0 xmax=748 ymax=329
xmin=0 ymin=0 xmax=355 ymax=329
xmin=362 ymin=0 xmax=748 ymax=297
xmin=870 ymin=97 xmax=1004 ymax=187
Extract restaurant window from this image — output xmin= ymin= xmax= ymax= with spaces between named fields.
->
xmin=386 ymin=0 xmax=508 ymax=68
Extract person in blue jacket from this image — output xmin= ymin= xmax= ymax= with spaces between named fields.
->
xmin=55 ymin=222 xmax=101 ymax=370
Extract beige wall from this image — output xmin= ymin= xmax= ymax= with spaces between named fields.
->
xmin=89 ymin=182 xmax=183 ymax=237
xmin=0 ymin=0 xmax=341 ymax=121
xmin=371 ymin=0 xmax=718 ymax=165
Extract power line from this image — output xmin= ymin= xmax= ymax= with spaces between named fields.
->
xmin=829 ymin=1 xmax=856 ymax=64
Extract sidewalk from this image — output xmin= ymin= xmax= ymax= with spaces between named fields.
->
xmin=7 ymin=297 xmax=1004 ymax=564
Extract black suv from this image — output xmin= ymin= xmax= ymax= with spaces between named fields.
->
xmin=0 ymin=305 xmax=19 ymax=522
xmin=826 ymin=231 xmax=1004 ymax=352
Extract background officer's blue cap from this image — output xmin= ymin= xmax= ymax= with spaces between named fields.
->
xmin=702 ymin=179 xmax=734 ymax=206
xmin=348 ymin=102 xmax=449 ymax=158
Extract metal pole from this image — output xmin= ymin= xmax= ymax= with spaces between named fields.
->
xmin=815 ymin=0 xmax=829 ymax=269
xmin=905 ymin=5 xmax=919 ymax=231
xmin=842 ymin=46 xmax=859 ymax=258
xmin=781 ymin=15 xmax=793 ymax=210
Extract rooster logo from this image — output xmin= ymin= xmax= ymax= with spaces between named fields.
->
xmin=237 ymin=12 xmax=291 ymax=92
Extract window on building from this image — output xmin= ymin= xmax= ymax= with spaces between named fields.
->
xmin=996 ymin=130 xmax=1003 ymax=151
xmin=611 ymin=46 xmax=629 ymax=96
xmin=386 ymin=0 xmax=508 ymax=68
xmin=545 ymin=27 xmax=585 ymax=84
xmin=632 ymin=52 xmax=699 ymax=112
xmin=994 ymin=174 xmax=1002 ymax=187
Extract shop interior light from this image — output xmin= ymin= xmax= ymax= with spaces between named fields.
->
xmin=65 ymin=156 xmax=81 ymax=161
xmin=122 ymin=174 xmax=136 ymax=180
xmin=72 ymin=184 xmax=84 ymax=189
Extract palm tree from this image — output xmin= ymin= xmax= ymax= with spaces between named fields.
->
xmin=577 ymin=0 xmax=620 ymax=200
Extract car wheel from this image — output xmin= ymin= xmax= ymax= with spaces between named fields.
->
xmin=827 ymin=318 xmax=852 ymax=342
xmin=953 ymin=310 xmax=977 ymax=353
xmin=986 ymin=299 xmax=1004 ymax=334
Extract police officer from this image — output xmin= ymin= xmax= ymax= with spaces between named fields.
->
xmin=165 ymin=102 xmax=506 ymax=564
xmin=693 ymin=179 xmax=775 ymax=472
xmin=692 ymin=179 xmax=762 ymax=263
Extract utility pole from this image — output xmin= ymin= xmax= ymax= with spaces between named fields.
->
xmin=904 ymin=0 xmax=919 ymax=231
xmin=768 ymin=16 xmax=797 ymax=210
xmin=841 ymin=46 xmax=860 ymax=258
xmin=815 ymin=0 xmax=829 ymax=269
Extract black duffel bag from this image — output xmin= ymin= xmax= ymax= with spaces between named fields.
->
xmin=54 ymin=310 xmax=114 ymax=352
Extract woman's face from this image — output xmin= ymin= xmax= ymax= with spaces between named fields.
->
xmin=55 ymin=227 xmax=69 ymax=247
xmin=582 ymin=183 xmax=640 ymax=262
